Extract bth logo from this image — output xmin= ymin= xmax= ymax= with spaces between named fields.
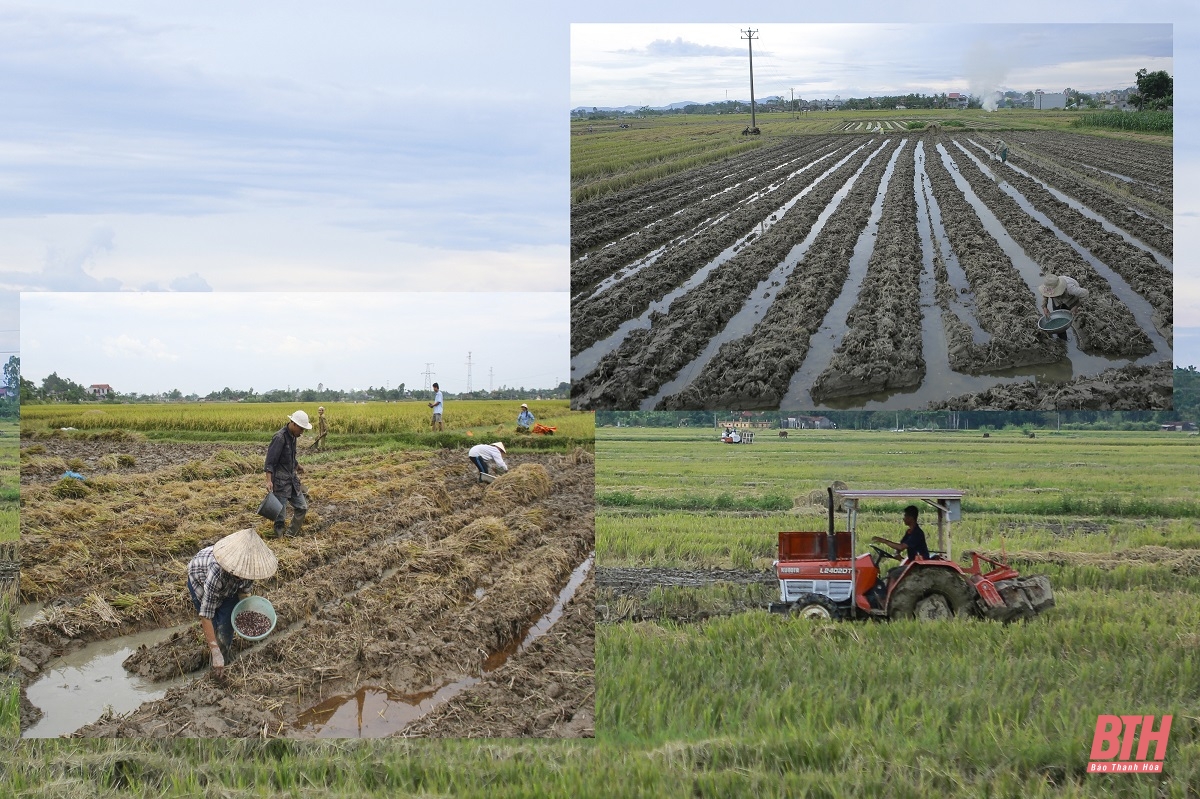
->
xmin=1088 ymin=715 xmax=1171 ymax=774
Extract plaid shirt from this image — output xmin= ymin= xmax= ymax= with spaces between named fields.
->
xmin=187 ymin=546 xmax=253 ymax=619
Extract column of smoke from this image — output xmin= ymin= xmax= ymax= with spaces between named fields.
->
xmin=965 ymin=41 xmax=1009 ymax=112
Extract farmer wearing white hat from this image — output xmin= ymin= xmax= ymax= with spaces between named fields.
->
xmin=468 ymin=441 xmax=508 ymax=481
xmin=187 ymin=528 xmax=278 ymax=677
xmin=1040 ymin=274 xmax=1089 ymax=340
xmin=516 ymin=403 xmax=535 ymax=433
xmin=264 ymin=410 xmax=312 ymax=537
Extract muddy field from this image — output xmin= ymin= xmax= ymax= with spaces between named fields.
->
xmin=571 ymin=131 xmax=1172 ymax=410
xmin=18 ymin=438 xmax=594 ymax=738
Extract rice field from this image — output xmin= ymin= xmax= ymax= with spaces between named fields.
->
xmin=594 ymin=423 xmax=1200 ymax=796
xmin=21 ymin=401 xmax=591 ymax=442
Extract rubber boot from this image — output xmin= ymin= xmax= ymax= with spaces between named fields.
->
xmin=285 ymin=508 xmax=306 ymax=537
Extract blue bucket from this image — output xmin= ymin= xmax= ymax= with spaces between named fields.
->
xmin=232 ymin=595 xmax=277 ymax=641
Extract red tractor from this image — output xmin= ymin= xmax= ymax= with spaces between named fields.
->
xmin=769 ymin=487 xmax=1054 ymax=621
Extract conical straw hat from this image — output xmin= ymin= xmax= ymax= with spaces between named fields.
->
xmin=212 ymin=528 xmax=278 ymax=580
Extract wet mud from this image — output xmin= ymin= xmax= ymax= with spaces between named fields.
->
xmin=572 ymin=138 xmax=836 ymax=296
xmin=572 ymin=140 xmax=858 ymax=356
xmin=573 ymin=141 xmax=884 ymax=410
xmin=19 ymin=440 xmax=594 ymax=738
xmin=657 ymin=140 xmax=903 ymax=409
xmin=947 ymin=138 xmax=1153 ymax=358
xmin=927 ymin=360 xmax=1172 ymax=410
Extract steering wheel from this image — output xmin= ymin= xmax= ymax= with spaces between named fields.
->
xmin=869 ymin=545 xmax=898 ymax=568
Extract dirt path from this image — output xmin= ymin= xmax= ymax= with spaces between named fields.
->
xmin=19 ymin=441 xmax=594 ymax=738
xmin=927 ymin=360 xmax=1172 ymax=410
xmin=572 ymin=140 xmax=885 ymax=409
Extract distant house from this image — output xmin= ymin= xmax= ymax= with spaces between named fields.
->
xmin=1160 ymin=422 xmax=1197 ymax=432
xmin=1034 ymin=90 xmax=1066 ymax=110
xmin=783 ymin=415 xmax=836 ymax=430
xmin=946 ymin=92 xmax=969 ymax=109
xmin=89 ymin=383 xmax=113 ymax=398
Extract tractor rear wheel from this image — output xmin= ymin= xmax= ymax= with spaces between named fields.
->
xmin=888 ymin=568 xmax=975 ymax=621
xmin=789 ymin=593 xmax=840 ymax=621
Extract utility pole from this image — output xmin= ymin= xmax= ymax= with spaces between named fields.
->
xmin=422 ymin=363 xmax=435 ymax=392
xmin=741 ymin=28 xmax=758 ymax=130
xmin=465 ymin=352 xmax=473 ymax=393
xmin=791 ymin=87 xmax=795 ymax=119
xmin=489 ymin=367 xmax=494 ymax=393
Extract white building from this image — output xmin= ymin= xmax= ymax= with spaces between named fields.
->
xmin=1033 ymin=90 xmax=1066 ymax=110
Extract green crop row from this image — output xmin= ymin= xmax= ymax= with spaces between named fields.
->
xmin=1073 ymin=111 xmax=1172 ymax=133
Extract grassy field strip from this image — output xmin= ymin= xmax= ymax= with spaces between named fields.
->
xmin=598 ymin=590 xmax=1199 ymax=793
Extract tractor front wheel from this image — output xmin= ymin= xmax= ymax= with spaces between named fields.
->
xmin=788 ymin=593 xmax=840 ymax=621
xmin=888 ymin=568 xmax=975 ymax=621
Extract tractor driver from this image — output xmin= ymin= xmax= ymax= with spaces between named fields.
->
xmin=871 ymin=505 xmax=931 ymax=564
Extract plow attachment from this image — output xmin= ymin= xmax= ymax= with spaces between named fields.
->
xmin=975 ymin=574 xmax=1055 ymax=622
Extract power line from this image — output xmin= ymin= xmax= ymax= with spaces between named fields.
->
xmin=741 ymin=28 xmax=759 ymax=130
xmin=422 ymin=363 xmax=435 ymax=392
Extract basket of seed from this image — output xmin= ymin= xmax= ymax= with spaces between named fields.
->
xmin=232 ymin=595 xmax=277 ymax=641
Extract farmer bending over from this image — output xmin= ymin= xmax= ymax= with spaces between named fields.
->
xmin=187 ymin=528 xmax=277 ymax=677
xmin=1040 ymin=274 xmax=1089 ymax=340
xmin=469 ymin=441 xmax=508 ymax=481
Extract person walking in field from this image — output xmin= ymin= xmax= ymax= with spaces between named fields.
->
xmin=187 ymin=528 xmax=277 ymax=677
xmin=516 ymin=403 xmax=535 ymax=433
xmin=468 ymin=441 xmax=508 ymax=481
xmin=311 ymin=406 xmax=328 ymax=451
xmin=265 ymin=410 xmax=311 ymax=537
xmin=429 ymin=383 xmax=444 ymax=432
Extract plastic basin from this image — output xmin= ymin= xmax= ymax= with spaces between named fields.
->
xmin=232 ymin=595 xmax=277 ymax=641
xmin=1037 ymin=310 xmax=1073 ymax=332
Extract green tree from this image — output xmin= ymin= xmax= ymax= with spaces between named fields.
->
xmin=1131 ymin=69 xmax=1172 ymax=111
xmin=3 ymin=356 xmax=17 ymax=393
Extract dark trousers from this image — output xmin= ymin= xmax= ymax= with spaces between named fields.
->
xmin=187 ymin=578 xmax=236 ymax=652
xmin=471 ymin=456 xmax=489 ymax=475
xmin=272 ymin=486 xmax=308 ymax=535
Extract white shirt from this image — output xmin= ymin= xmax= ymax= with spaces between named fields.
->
xmin=431 ymin=391 xmax=443 ymax=413
xmin=468 ymin=444 xmax=508 ymax=471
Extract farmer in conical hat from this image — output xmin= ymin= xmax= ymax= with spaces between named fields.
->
xmin=187 ymin=528 xmax=278 ymax=677
xmin=1039 ymin=273 xmax=1089 ymax=340
xmin=265 ymin=410 xmax=312 ymax=537
xmin=468 ymin=441 xmax=508 ymax=482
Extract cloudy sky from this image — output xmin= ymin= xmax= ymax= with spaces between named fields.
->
xmin=571 ymin=24 xmax=1173 ymax=107
xmin=0 ymin=1 xmax=1196 ymax=372
xmin=21 ymin=293 xmax=569 ymax=394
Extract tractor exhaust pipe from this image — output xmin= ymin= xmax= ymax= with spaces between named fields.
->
xmin=827 ymin=486 xmax=836 ymax=561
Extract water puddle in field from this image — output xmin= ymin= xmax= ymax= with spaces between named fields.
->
xmin=291 ymin=552 xmax=593 ymax=738
xmin=639 ymin=141 xmax=889 ymax=409
xmin=933 ymin=143 xmax=1127 ymax=380
xmin=915 ymin=142 xmax=988 ymax=344
xmin=572 ymin=143 xmax=868 ymax=379
xmin=18 ymin=602 xmax=46 ymax=627
xmin=952 ymin=141 xmax=1168 ymax=362
xmin=965 ymin=139 xmax=1172 ymax=271
xmin=1085 ymin=164 xmax=1166 ymax=195
xmin=779 ymin=141 xmax=907 ymax=408
xmin=23 ymin=624 xmax=192 ymax=738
